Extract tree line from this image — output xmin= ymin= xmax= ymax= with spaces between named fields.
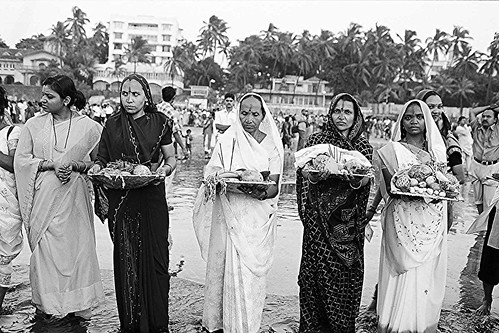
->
xmin=1 ymin=7 xmax=498 ymax=110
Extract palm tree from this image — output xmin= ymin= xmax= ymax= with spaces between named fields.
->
xmin=480 ymin=32 xmax=499 ymax=102
xmin=46 ymin=21 xmax=69 ymax=60
xmin=375 ymin=81 xmax=402 ymax=103
xmin=64 ymin=6 xmax=89 ymax=47
xmin=111 ymin=58 xmax=127 ymax=87
xmin=449 ymin=26 xmax=472 ymax=65
xmin=268 ymin=32 xmax=295 ymax=78
xmin=338 ymin=23 xmax=363 ymax=61
xmin=397 ymin=30 xmax=425 ymax=93
xmin=452 ymin=44 xmax=482 ymax=77
xmin=291 ymin=43 xmax=313 ymax=103
xmin=452 ymin=77 xmax=474 ymax=114
xmin=197 ymin=15 xmax=229 ymax=59
xmin=124 ymin=36 xmax=152 ymax=73
xmin=425 ymin=29 xmax=450 ymax=77
xmin=312 ymin=30 xmax=336 ymax=104
xmin=434 ymin=75 xmax=455 ymax=101
xmin=163 ymin=46 xmax=187 ymax=85
xmin=344 ymin=51 xmax=372 ymax=92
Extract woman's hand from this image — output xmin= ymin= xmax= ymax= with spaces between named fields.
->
xmin=240 ymin=184 xmax=267 ymax=200
xmin=157 ymin=164 xmax=173 ymax=177
xmin=88 ymin=164 xmax=102 ymax=175
xmin=54 ymin=161 xmax=72 ymax=184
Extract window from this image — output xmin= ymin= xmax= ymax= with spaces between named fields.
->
xmin=114 ymin=21 xmax=124 ymax=29
xmin=162 ymin=45 xmax=171 ymax=52
xmin=114 ymin=32 xmax=123 ymax=39
xmin=162 ymin=24 xmax=172 ymax=31
xmin=162 ymin=35 xmax=171 ymax=42
xmin=114 ymin=43 xmax=123 ymax=50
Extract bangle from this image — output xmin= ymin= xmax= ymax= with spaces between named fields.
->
xmin=350 ymin=181 xmax=362 ymax=189
xmin=164 ymin=163 xmax=173 ymax=174
xmin=307 ymin=173 xmax=318 ymax=185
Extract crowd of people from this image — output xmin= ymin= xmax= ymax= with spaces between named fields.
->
xmin=0 ymin=74 xmax=498 ymax=333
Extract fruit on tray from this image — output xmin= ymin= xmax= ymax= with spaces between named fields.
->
xmin=392 ymin=164 xmax=460 ymax=199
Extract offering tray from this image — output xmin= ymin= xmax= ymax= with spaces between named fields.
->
xmin=89 ymin=172 xmax=164 ymax=190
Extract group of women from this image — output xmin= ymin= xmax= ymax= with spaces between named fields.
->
xmin=0 ymin=70 xmax=459 ymax=333
xmin=1 ymin=73 xmax=174 ymax=332
xmin=194 ymin=88 xmax=459 ymax=333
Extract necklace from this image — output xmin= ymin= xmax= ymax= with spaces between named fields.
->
xmin=402 ymin=138 xmax=426 ymax=156
xmin=53 ymin=112 xmax=72 ymax=152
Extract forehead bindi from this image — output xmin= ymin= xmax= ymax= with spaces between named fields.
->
xmin=336 ymin=100 xmax=354 ymax=110
xmin=122 ymin=80 xmax=144 ymax=93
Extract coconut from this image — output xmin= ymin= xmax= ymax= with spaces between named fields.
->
xmin=133 ymin=165 xmax=152 ymax=176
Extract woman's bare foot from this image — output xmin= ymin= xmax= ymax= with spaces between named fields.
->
xmin=475 ymin=299 xmax=492 ymax=316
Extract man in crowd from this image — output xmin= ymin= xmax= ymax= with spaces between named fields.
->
xmin=296 ymin=108 xmax=309 ymax=151
xmin=467 ymin=103 xmax=499 ymax=316
xmin=214 ymin=93 xmax=237 ymax=135
xmin=157 ymin=86 xmax=187 ymax=158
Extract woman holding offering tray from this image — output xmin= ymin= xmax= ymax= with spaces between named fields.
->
xmin=296 ymin=93 xmax=373 ymax=332
xmin=89 ymin=74 xmax=175 ymax=332
xmin=193 ymin=93 xmax=284 ymax=332
xmin=376 ymin=100 xmax=447 ymax=333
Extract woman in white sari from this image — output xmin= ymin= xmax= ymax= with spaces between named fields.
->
xmin=376 ymin=100 xmax=447 ymax=333
xmin=0 ymin=87 xmax=22 ymax=310
xmin=15 ymin=75 xmax=103 ymax=318
xmin=193 ymin=93 xmax=284 ymax=333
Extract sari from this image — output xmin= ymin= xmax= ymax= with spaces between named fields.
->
xmin=0 ymin=125 xmax=22 ymax=287
xmin=376 ymin=100 xmax=447 ymax=333
xmin=95 ymin=74 xmax=172 ymax=333
xmin=296 ymin=93 xmax=372 ymax=333
xmin=15 ymin=112 xmax=103 ymax=316
xmin=193 ymin=93 xmax=284 ymax=333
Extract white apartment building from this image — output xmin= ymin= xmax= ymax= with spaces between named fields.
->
xmin=108 ymin=15 xmax=182 ymax=66
xmin=93 ymin=15 xmax=185 ymax=95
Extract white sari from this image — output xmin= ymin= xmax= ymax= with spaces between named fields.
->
xmin=193 ymin=93 xmax=284 ymax=333
xmin=377 ymin=100 xmax=448 ymax=333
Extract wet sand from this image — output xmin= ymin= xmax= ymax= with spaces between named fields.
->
xmin=2 ymin=127 xmax=499 ymax=332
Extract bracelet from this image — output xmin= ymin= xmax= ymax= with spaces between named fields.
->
xmin=350 ymin=181 xmax=362 ymax=189
xmin=307 ymin=173 xmax=319 ymax=185
xmin=165 ymin=163 xmax=173 ymax=173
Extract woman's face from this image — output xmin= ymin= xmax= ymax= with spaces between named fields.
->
xmin=121 ymin=79 xmax=146 ymax=115
xmin=426 ymin=94 xmax=444 ymax=131
xmin=239 ymin=96 xmax=264 ymax=134
xmin=40 ymin=85 xmax=66 ymax=114
xmin=402 ymin=103 xmax=425 ymax=136
xmin=331 ymin=99 xmax=355 ymax=133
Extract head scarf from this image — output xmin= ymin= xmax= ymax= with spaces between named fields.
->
xmin=120 ymin=74 xmax=158 ymax=114
xmin=100 ymin=74 xmax=168 ymax=166
xmin=208 ymin=93 xmax=284 ymax=200
xmin=296 ymin=93 xmax=373 ymax=267
xmin=391 ymin=99 xmax=447 ymax=164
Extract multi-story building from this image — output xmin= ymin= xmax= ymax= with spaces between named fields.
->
xmin=93 ymin=15 xmax=184 ymax=95
xmin=108 ymin=15 xmax=182 ymax=65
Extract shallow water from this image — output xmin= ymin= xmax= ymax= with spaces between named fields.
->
xmin=2 ymin=128 xmax=499 ymax=332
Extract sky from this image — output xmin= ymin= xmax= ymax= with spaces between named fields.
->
xmin=1 ymin=0 xmax=498 ymax=54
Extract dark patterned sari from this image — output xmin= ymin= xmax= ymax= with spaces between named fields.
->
xmin=95 ymin=74 xmax=172 ymax=333
xmin=296 ymin=93 xmax=373 ymax=333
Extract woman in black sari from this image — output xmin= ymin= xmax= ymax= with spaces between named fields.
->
xmin=90 ymin=74 xmax=175 ymax=332
xmin=296 ymin=93 xmax=372 ymax=332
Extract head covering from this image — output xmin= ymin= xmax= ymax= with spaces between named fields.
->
xmin=296 ymin=93 xmax=373 ymax=267
xmin=208 ymin=93 xmax=284 ymax=198
xmin=120 ymin=74 xmax=158 ymax=114
xmin=100 ymin=74 xmax=168 ymax=166
xmin=391 ymin=99 xmax=447 ymax=164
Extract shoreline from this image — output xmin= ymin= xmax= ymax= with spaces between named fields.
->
xmin=2 ymin=264 xmax=498 ymax=333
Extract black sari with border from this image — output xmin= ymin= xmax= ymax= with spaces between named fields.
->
xmin=96 ymin=109 xmax=172 ymax=333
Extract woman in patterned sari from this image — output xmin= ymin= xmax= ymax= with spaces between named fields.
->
xmin=376 ymin=100 xmax=447 ymax=333
xmin=90 ymin=74 xmax=175 ymax=332
xmin=15 ymin=75 xmax=103 ymax=318
xmin=193 ymin=93 xmax=284 ymax=332
xmin=296 ymin=93 xmax=372 ymax=332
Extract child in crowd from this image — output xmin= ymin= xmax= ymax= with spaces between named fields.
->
xmin=184 ymin=129 xmax=193 ymax=158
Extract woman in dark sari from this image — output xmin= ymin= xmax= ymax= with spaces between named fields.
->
xmin=296 ymin=93 xmax=372 ymax=332
xmin=90 ymin=74 xmax=175 ymax=332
